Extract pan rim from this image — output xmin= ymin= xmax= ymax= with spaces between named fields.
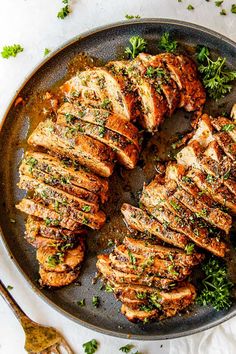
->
xmin=0 ymin=18 xmax=236 ymax=340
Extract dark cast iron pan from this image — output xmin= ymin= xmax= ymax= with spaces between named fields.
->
xmin=0 ymin=19 xmax=236 ymax=340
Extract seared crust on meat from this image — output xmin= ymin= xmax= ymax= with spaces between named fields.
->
xmin=121 ymin=304 xmax=157 ymax=322
xmin=157 ymin=53 xmax=206 ymax=111
xmin=123 ymin=237 xmax=204 ymax=267
xmin=108 ymin=60 xmax=168 ymax=132
xmin=97 ymin=254 xmax=176 ymax=289
xmin=165 ymin=163 xmax=232 ymax=233
xmin=39 ymin=267 xmax=80 ymax=287
xmin=211 ymin=117 xmax=236 ymax=142
xmin=16 ymin=198 xmax=81 ymax=231
xmin=21 ymin=151 xmax=108 ymax=203
xmin=112 ymin=245 xmax=191 ymax=281
xmin=141 ymin=185 xmax=227 ymax=257
xmin=137 ymin=53 xmax=181 ymax=115
xmin=58 ymin=103 xmax=141 ymax=149
xmin=60 ymin=67 xmax=135 ymax=121
xmin=56 ymin=113 xmax=139 ymax=169
xmin=25 ymin=216 xmax=86 ymax=242
xmin=37 ymin=239 xmax=85 ymax=272
xmin=121 ymin=203 xmax=189 ymax=249
xmin=28 ymin=119 xmax=115 ymax=177
xmin=18 ymin=175 xmax=100 ymax=214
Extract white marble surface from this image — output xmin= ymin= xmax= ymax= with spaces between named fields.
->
xmin=0 ymin=1 xmax=235 ymax=353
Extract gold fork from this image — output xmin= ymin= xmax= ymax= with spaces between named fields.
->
xmin=0 ymin=279 xmax=74 ymax=354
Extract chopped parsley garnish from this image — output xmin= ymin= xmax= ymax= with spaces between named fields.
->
xmin=220 ymin=9 xmax=227 ymax=15
xmin=107 ymin=239 xmax=115 ymax=247
xmin=101 ymin=98 xmax=111 ymax=109
xmin=136 ymin=292 xmax=147 ymax=299
xmin=215 ymin=1 xmax=223 ymax=6
xmin=182 ymin=176 xmax=193 ymax=184
xmin=206 ymin=174 xmax=215 ymax=184
xmin=197 ymin=46 xmax=236 ymax=99
xmin=1 ymin=44 xmax=24 ymax=59
xmin=77 ymin=299 xmax=85 ymax=307
xmin=7 ymin=285 xmax=13 ymax=290
xmin=57 ymin=0 xmax=70 ymax=19
xmin=119 ymin=344 xmax=135 ymax=353
xmin=125 ymin=36 xmax=147 ymax=59
xmin=149 ymin=293 xmax=162 ymax=308
xmin=98 ymin=126 xmax=106 ymax=137
xmin=232 ymin=4 xmax=236 ymax=13
xmin=169 ymin=200 xmax=181 ymax=211
xmin=82 ymin=339 xmax=98 ymax=354
xmin=146 ymin=67 xmax=166 ymax=78
xmin=125 ymin=14 xmax=141 ymax=19
xmin=187 ymin=4 xmax=194 ymax=10
xmin=185 ymin=243 xmax=195 ymax=255
xmin=47 ymin=252 xmax=64 ymax=268
xmin=82 ymin=205 xmax=91 ymax=212
xmin=197 ymin=257 xmax=233 ymax=311
xmin=92 ymin=296 xmax=100 ymax=308
xmin=105 ymin=283 xmax=113 ymax=292
xmin=44 ymin=48 xmax=51 ymax=56
xmin=128 ymin=250 xmax=136 ymax=265
xmin=26 ymin=157 xmax=38 ymax=172
xmin=221 ymin=124 xmax=235 ymax=132
xmin=158 ymin=32 xmax=178 ymax=53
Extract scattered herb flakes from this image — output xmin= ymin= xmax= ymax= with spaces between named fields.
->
xmin=101 ymin=98 xmax=111 ymax=109
xmin=197 ymin=46 xmax=236 ymax=100
xmin=77 ymin=299 xmax=85 ymax=307
xmin=185 ymin=243 xmax=195 ymax=255
xmin=119 ymin=344 xmax=135 ymax=353
xmin=125 ymin=36 xmax=147 ymax=59
xmin=221 ymin=123 xmax=235 ymax=132
xmin=57 ymin=0 xmax=70 ymax=19
xmin=105 ymin=283 xmax=113 ymax=292
xmin=125 ymin=14 xmax=141 ymax=19
xmin=197 ymin=257 xmax=233 ymax=311
xmin=220 ymin=9 xmax=227 ymax=15
xmin=44 ymin=48 xmax=51 ymax=56
xmin=128 ymin=250 xmax=136 ymax=265
xmin=187 ymin=4 xmax=195 ymax=10
xmin=7 ymin=285 xmax=13 ymax=290
xmin=1 ymin=44 xmax=24 ymax=59
xmin=82 ymin=205 xmax=91 ymax=212
xmin=158 ymin=32 xmax=177 ymax=53
xmin=107 ymin=239 xmax=115 ymax=247
xmin=232 ymin=4 xmax=236 ymax=13
xmin=215 ymin=0 xmax=223 ymax=6
xmin=82 ymin=339 xmax=98 ymax=354
xmin=92 ymin=295 xmax=100 ymax=308
xmin=98 ymin=126 xmax=106 ymax=137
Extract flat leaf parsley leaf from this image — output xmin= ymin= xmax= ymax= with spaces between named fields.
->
xmin=57 ymin=0 xmax=70 ymax=19
xmin=83 ymin=339 xmax=98 ymax=354
xmin=158 ymin=32 xmax=178 ymax=53
xmin=125 ymin=36 xmax=147 ymax=59
xmin=196 ymin=46 xmax=236 ymax=99
xmin=1 ymin=44 xmax=24 ymax=59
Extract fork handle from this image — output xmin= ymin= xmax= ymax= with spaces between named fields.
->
xmin=0 ymin=279 xmax=29 ymax=323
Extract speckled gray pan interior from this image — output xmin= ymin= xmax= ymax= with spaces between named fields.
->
xmin=0 ymin=19 xmax=236 ymax=340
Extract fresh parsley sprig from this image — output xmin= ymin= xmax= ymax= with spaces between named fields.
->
xmin=197 ymin=46 xmax=236 ymax=100
xmin=158 ymin=32 xmax=178 ymax=53
xmin=197 ymin=257 xmax=233 ymax=311
xmin=1 ymin=44 xmax=24 ymax=59
xmin=125 ymin=36 xmax=147 ymax=59
xmin=83 ymin=339 xmax=98 ymax=354
xmin=57 ymin=0 xmax=70 ymax=19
